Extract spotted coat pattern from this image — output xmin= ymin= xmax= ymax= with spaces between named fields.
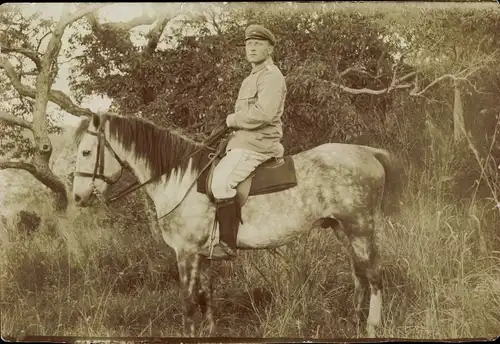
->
xmin=72 ymin=113 xmax=403 ymax=338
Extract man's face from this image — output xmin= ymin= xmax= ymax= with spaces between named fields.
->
xmin=245 ymin=39 xmax=273 ymax=64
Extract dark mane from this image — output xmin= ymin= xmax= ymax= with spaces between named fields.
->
xmin=73 ymin=113 xmax=206 ymax=182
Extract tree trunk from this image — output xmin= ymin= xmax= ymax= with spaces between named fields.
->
xmin=0 ymin=160 xmax=68 ymax=212
xmin=31 ymin=166 xmax=68 ymax=212
xmin=30 ymin=41 xmax=68 ymax=212
xmin=453 ymin=79 xmax=465 ymax=143
xmin=0 ymin=5 xmax=110 ymax=214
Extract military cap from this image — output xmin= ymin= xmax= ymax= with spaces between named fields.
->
xmin=245 ymin=24 xmax=276 ymax=45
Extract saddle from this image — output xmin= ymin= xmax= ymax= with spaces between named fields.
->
xmin=196 ymin=141 xmax=298 ymax=207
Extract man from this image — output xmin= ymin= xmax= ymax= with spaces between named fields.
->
xmin=199 ymin=24 xmax=287 ymax=260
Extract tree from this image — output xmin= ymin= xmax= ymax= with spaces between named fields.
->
xmin=385 ymin=5 xmax=500 ymax=143
xmin=68 ymin=4 xmax=408 ymax=153
xmin=3 ymin=3 xmax=499 ymax=212
xmin=0 ymin=4 xmax=112 ymax=211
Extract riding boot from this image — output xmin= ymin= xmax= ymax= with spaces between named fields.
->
xmin=199 ymin=197 xmax=240 ymax=260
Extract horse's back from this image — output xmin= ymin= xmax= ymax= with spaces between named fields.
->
xmin=291 ymin=142 xmax=389 ymax=179
xmin=290 ymin=142 xmax=403 ymax=216
xmin=234 ymin=143 xmax=391 ymax=248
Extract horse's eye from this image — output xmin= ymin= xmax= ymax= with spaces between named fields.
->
xmin=82 ymin=150 xmax=91 ymax=157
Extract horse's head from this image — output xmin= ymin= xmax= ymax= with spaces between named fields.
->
xmin=72 ymin=113 xmax=123 ymax=207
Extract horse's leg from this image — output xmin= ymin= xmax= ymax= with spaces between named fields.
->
xmin=330 ymin=224 xmax=368 ymax=333
xmin=176 ymin=251 xmax=201 ymax=337
xmin=196 ymin=256 xmax=216 ymax=336
xmin=343 ymin=215 xmax=382 ymax=338
xmin=326 ymin=215 xmax=382 ymax=337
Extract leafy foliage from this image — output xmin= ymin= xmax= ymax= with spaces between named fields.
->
xmin=2 ymin=3 xmax=500 ymax=203
xmin=0 ymin=100 xmax=62 ymax=159
xmin=69 ymin=7 xmax=405 ymax=154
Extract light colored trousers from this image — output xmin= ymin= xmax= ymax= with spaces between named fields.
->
xmin=211 ymin=148 xmax=271 ymax=200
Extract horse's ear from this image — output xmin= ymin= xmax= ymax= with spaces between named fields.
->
xmin=92 ymin=113 xmax=101 ymax=130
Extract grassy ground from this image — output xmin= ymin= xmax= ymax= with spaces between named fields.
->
xmin=1 ymin=144 xmax=500 ymax=340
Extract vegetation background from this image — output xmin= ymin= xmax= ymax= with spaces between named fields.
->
xmin=1 ymin=1 xmax=500 ymax=340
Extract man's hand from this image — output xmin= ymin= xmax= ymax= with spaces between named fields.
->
xmin=210 ymin=119 xmax=229 ymax=137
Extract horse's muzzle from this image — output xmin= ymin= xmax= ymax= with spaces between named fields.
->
xmin=73 ymin=192 xmax=93 ymax=207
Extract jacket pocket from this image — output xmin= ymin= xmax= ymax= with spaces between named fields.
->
xmin=237 ymin=83 xmax=257 ymax=100
xmin=236 ymin=87 xmax=257 ymax=111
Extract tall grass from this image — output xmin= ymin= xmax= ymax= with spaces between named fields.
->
xmin=1 ymin=132 xmax=500 ymax=339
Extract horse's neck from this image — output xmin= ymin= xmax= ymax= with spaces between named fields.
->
xmin=109 ymin=135 xmax=199 ymax=218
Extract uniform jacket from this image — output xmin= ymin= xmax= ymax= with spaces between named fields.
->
xmin=225 ymin=57 xmax=287 ymax=157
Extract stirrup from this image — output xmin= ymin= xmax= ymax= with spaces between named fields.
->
xmin=200 ymin=241 xmax=236 ymax=260
xmin=217 ymin=241 xmax=236 ymax=256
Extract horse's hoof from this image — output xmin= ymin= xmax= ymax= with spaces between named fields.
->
xmin=366 ymin=324 xmax=376 ymax=338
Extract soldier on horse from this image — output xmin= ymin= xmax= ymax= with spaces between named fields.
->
xmin=199 ymin=24 xmax=287 ymax=260
xmin=71 ymin=23 xmax=401 ymax=338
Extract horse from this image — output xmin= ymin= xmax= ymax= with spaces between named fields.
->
xmin=71 ymin=111 xmax=403 ymax=338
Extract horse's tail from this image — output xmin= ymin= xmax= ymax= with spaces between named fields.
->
xmin=362 ymin=146 xmax=406 ymax=216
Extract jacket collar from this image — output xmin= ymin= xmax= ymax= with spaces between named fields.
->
xmin=251 ymin=57 xmax=274 ymax=74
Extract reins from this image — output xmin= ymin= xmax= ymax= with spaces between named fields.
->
xmin=156 ymin=139 xmax=226 ymax=220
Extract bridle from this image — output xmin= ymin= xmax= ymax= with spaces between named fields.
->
xmin=73 ymin=124 xmax=129 ymax=204
xmin=73 ymin=119 xmax=228 ymax=214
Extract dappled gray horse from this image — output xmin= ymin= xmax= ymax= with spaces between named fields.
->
xmin=72 ymin=112 xmax=402 ymax=338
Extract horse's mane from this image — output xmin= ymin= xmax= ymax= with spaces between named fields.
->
xmin=73 ymin=113 xmax=205 ymax=181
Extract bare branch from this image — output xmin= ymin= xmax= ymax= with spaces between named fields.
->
xmin=318 ymin=78 xmax=414 ymax=95
xmin=390 ymin=71 xmax=416 ymax=91
xmin=41 ymin=4 xmax=107 ymax=75
xmin=409 ymin=48 xmax=497 ymax=98
xmin=84 ymin=11 xmax=160 ymax=52
xmin=0 ymin=4 xmax=104 ymax=128
xmin=0 ymin=160 xmax=37 ymax=173
xmin=88 ymin=13 xmax=158 ymax=32
xmin=0 ymin=56 xmax=34 ymax=95
xmin=376 ymin=50 xmax=387 ymax=77
xmin=204 ymin=7 xmax=223 ymax=35
xmin=410 ymin=64 xmax=487 ymax=97
xmin=86 ymin=6 xmax=183 ymax=56
xmin=334 ymin=63 xmax=416 ymax=93
xmin=210 ymin=14 xmax=223 ymax=35
xmin=471 ymin=36 xmax=489 ymax=66
xmin=391 ymin=65 xmax=398 ymax=85
xmin=462 ymin=77 xmax=492 ymax=95
xmin=410 ymin=74 xmax=455 ymax=96
xmin=0 ymin=45 xmax=42 ymax=70
xmin=411 ymin=72 xmax=420 ymax=94
xmin=339 ymin=67 xmax=373 ymax=78
xmin=36 ymin=31 xmax=52 ymax=53
xmin=0 ymin=110 xmax=32 ymax=130
xmin=397 ymin=72 xmax=417 ymax=83
xmin=59 ymin=4 xmax=109 ymax=30
xmin=144 ymin=15 xmax=173 ymax=55
xmin=0 ymin=57 xmax=95 ymax=118
xmin=19 ymin=69 xmax=38 ymax=77
xmin=110 ymin=15 xmax=160 ymax=31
